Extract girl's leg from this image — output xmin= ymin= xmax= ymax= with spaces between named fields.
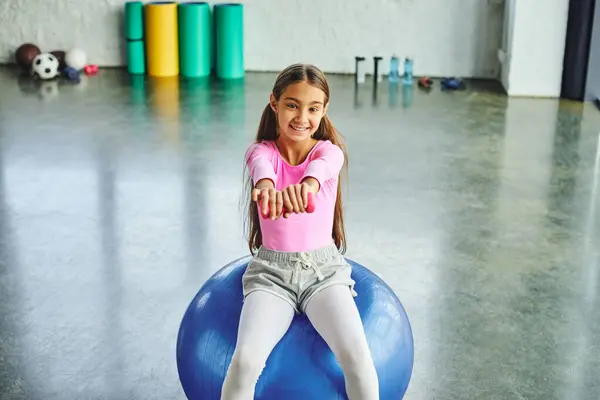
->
xmin=221 ymin=290 xmax=295 ymax=400
xmin=305 ymin=285 xmax=379 ymax=400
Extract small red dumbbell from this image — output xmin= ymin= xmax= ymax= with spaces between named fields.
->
xmin=259 ymin=192 xmax=315 ymax=219
xmin=84 ymin=64 xmax=99 ymax=75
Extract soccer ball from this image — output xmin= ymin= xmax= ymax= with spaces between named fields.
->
xmin=31 ymin=53 xmax=60 ymax=80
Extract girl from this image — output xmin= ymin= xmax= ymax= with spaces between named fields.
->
xmin=221 ymin=64 xmax=379 ymax=400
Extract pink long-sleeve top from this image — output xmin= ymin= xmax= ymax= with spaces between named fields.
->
xmin=245 ymin=139 xmax=344 ymax=252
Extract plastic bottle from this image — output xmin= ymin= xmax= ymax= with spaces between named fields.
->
xmin=403 ymin=57 xmax=413 ymax=85
xmin=389 ymin=55 xmax=399 ymax=83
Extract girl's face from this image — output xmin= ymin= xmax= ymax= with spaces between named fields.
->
xmin=270 ymin=81 xmax=328 ymax=143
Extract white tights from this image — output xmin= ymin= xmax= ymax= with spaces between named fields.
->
xmin=220 ymin=285 xmax=379 ymax=400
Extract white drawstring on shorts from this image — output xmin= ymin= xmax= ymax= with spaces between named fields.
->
xmin=290 ymin=252 xmax=324 ymax=290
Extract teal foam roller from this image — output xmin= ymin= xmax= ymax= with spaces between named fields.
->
xmin=125 ymin=1 xmax=144 ymax=40
xmin=127 ymin=39 xmax=145 ymax=75
xmin=178 ymin=2 xmax=212 ymax=78
xmin=214 ymin=3 xmax=244 ymax=79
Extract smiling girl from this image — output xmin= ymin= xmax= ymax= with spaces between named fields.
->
xmin=221 ymin=64 xmax=379 ymax=400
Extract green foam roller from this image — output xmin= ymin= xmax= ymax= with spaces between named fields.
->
xmin=125 ymin=1 xmax=144 ymax=40
xmin=178 ymin=2 xmax=212 ymax=78
xmin=127 ymin=39 xmax=146 ymax=75
xmin=214 ymin=3 xmax=244 ymax=79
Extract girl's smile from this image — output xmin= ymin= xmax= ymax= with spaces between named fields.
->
xmin=270 ymin=81 xmax=328 ymax=143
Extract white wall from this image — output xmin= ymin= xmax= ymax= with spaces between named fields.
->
xmin=499 ymin=0 xmax=570 ymax=97
xmin=0 ymin=0 xmax=505 ymax=78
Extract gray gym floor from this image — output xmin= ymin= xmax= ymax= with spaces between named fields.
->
xmin=1 ymin=66 xmax=599 ymax=400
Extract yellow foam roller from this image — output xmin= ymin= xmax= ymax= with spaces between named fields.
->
xmin=145 ymin=2 xmax=179 ymax=77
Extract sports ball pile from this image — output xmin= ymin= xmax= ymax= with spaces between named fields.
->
xmin=14 ymin=43 xmax=98 ymax=82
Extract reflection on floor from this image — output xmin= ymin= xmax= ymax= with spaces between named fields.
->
xmin=1 ymin=66 xmax=599 ymax=399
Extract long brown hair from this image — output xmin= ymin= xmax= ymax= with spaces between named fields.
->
xmin=243 ymin=63 xmax=348 ymax=255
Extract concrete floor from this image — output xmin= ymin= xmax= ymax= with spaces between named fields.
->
xmin=1 ymin=66 xmax=599 ymax=400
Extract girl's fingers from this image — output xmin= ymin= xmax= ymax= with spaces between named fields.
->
xmin=269 ymin=188 xmax=277 ymax=219
xmin=282 ymin=190 xmax=292 ymax=214
xmin=260 ymin=188 xmax=272 ymax=216
xmin=288 ymin=187 xmax=299 ymax=213
xmin=256 ymin=184 xmax=314 ymax=218
xmin=302 ymin=185 xmax=309 ymax=209
xmin=295 ymin=184 xmax=305 ymax=212
xmin=275 ymin=191 xmax=283 ymax=218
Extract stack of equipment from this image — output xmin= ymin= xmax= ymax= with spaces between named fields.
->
xmin=124 ymin=1 xmax=243 ymax=80
xmin=125 ymin=1 xmax=145 ymax=75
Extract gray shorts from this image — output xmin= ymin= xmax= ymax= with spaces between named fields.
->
xmin=242 ymin=244 xmax=357 ymax=313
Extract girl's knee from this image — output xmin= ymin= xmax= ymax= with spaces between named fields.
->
xmin=227 ymin=346 xmax=266 ymax=381
xmin=221 ymin=347 xmax=267 ymax=399
xmin=336 ymin=342 xmax=376 ymax=375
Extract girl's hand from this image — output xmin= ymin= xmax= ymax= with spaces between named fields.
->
xmin=252 ymin=187 xmax=283 ymax=220
xmin=281 ymin=180 xmax=317 ymax=218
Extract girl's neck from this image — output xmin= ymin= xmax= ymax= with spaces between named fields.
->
xmin=275 ymin=136 xmax=318 ymax=166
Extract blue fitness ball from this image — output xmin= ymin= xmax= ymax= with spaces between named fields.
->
xmin=176 ymin=256 xmax=414 ymax=399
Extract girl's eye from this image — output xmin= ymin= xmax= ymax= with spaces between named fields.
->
xmin=286 ymin=103 xmax=297 ymax=109
xmin=310 ymin=107 xmax=319 ymax=112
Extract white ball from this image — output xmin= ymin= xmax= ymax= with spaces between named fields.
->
xmin=65 ymin=48 xmax=87 ymax=70
xmin=31 ymin=53 xmax=60 ymax=80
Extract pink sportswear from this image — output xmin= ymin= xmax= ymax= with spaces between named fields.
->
xmin=245 ymin=139 xmax=344 ymax=252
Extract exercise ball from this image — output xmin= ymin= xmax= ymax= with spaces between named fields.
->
xmin=176 ymin=256 xmax=414 ymax=399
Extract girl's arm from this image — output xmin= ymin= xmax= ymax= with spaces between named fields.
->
xmin=246 ymin=142 xmax=277 ymax=188
xmin=246 ymin=142 xmax=282 ymax=218
xmin=301 ymin=141 xmax=344 ymax=192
